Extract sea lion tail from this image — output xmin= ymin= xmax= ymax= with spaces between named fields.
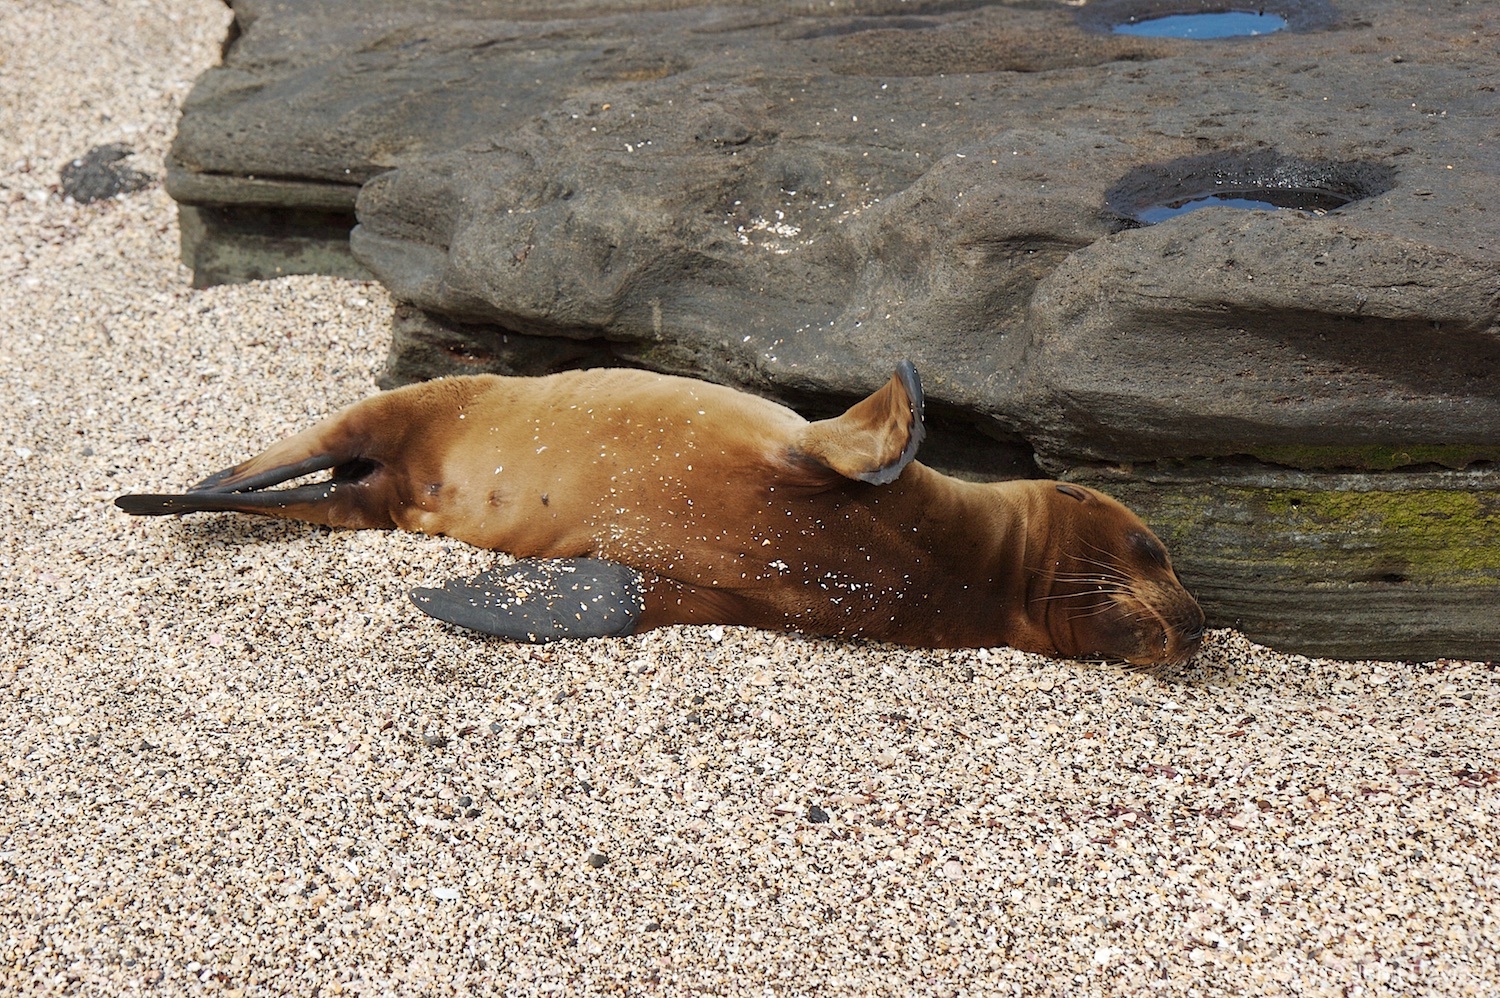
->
xmin=791 ymin=360 xmax=926 ymax=485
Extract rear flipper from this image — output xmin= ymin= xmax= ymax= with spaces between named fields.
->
xmin=112 ymin=380 xmax=461 ymax=526
xmin=188 ymin=454 xmax=350 ymax=493
xmin=114 ymin=418 xmax=396 ymax=528
xmin=115 ymin=482 xmax=338 ymax=516
xmin=411 ymin=558 xmax=646 ymax=642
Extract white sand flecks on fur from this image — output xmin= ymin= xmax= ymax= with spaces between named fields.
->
xmin=1 ymin=1 xmax=1498 ymax=994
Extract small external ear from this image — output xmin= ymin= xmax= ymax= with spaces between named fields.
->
xmin=789 ymin=361 xmax=926 ymax=486
xmin=1056 ymin=483 xmax=1090 ymax=502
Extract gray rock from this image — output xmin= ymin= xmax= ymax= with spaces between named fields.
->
xmin=1070 ymin=465 xmax=1500 ymax=662
xmin=167 ymin=0 xmax=1500 ymax=659
xmin=1018 ymin=209 xmax=1500 ymax=464
xmin=178 ymin=205 xmax=372 ymax=289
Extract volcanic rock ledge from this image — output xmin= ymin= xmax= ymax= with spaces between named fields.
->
xmin=167 ymin=0 xmax=1500 ymax=659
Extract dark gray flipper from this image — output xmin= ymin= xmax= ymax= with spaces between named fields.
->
xmin=189 ymin=454 xmax=347 ymax=493
xmin=860 ymin=359 xmax=925 ymax=485
xmin=789 ymin=360 xmax=926 ymax=487
xmin=114 ymin=482 xmax=337 ymax=516
xmin=410 ymin=558 xmax=645 ymax=642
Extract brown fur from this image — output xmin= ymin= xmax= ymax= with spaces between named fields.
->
xmin=116 ymin=366 xmax=1204 ymax=665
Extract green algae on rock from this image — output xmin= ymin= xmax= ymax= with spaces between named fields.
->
xmin=1082 ymin=472 xmax=1500 ymax=660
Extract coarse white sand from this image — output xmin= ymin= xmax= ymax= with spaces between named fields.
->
xmin=1 ymin=1 xmax=1496 ymax=994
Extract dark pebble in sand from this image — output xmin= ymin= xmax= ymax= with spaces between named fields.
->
xmin=60 ymin=144 xmax=154 ymax=203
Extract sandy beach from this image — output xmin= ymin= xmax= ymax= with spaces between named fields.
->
xmin=1 ymin=1 xmax=1496 ymax=994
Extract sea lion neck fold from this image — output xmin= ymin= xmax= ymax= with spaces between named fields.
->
xmin=115 ymin=364 xmax=1204 ymax=665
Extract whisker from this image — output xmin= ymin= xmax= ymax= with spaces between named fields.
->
xmin=1056 ymin=598 xmax=1118 ymax=612
xmin=1067 ymin=602 xmax=1131 ymax=621
xmin=1078 ymin=537 xmax=1130 ymax=564
xmin=1060 ymin=557 xmax=1131 ymax=582
xmin=1030 ymin=588 xmax=1129 ymax=603
xmin=1049 ymin=573 xmax=1130 ymax=588
xmin=1073 ymin=599 xmax=1155 ymax=624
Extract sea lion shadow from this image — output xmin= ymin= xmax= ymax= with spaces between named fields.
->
xmin=170 ymin=514 xmax=336 ymax=551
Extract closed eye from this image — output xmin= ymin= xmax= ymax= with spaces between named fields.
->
xmin=1129 ymin=531 xmax=1170 ymax=569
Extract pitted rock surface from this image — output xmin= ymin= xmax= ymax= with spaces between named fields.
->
xmin=167 ymin=0 xmax=1500 ymax=659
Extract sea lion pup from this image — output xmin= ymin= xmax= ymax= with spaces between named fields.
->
xmin=115 ymin=362 xmax=1205 ymax=665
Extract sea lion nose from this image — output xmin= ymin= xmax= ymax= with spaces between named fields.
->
xmin=1178 ymin=598 xmax=1207 ymax=642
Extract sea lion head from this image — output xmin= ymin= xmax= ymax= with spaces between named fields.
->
xmin=1032 ymin=483 xmax=1205 ymax=667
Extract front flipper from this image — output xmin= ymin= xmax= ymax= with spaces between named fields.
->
xmin=789 ymin=360 xmax=925 ymax=486
xmin=411 ymin=558 xmax=645 ymax=642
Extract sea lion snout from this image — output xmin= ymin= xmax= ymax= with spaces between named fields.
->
xmin=1116 ymin=578 xmax=1207 ymax=667
xmin=1038 ymin=484 xmax=1205 ymax=667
